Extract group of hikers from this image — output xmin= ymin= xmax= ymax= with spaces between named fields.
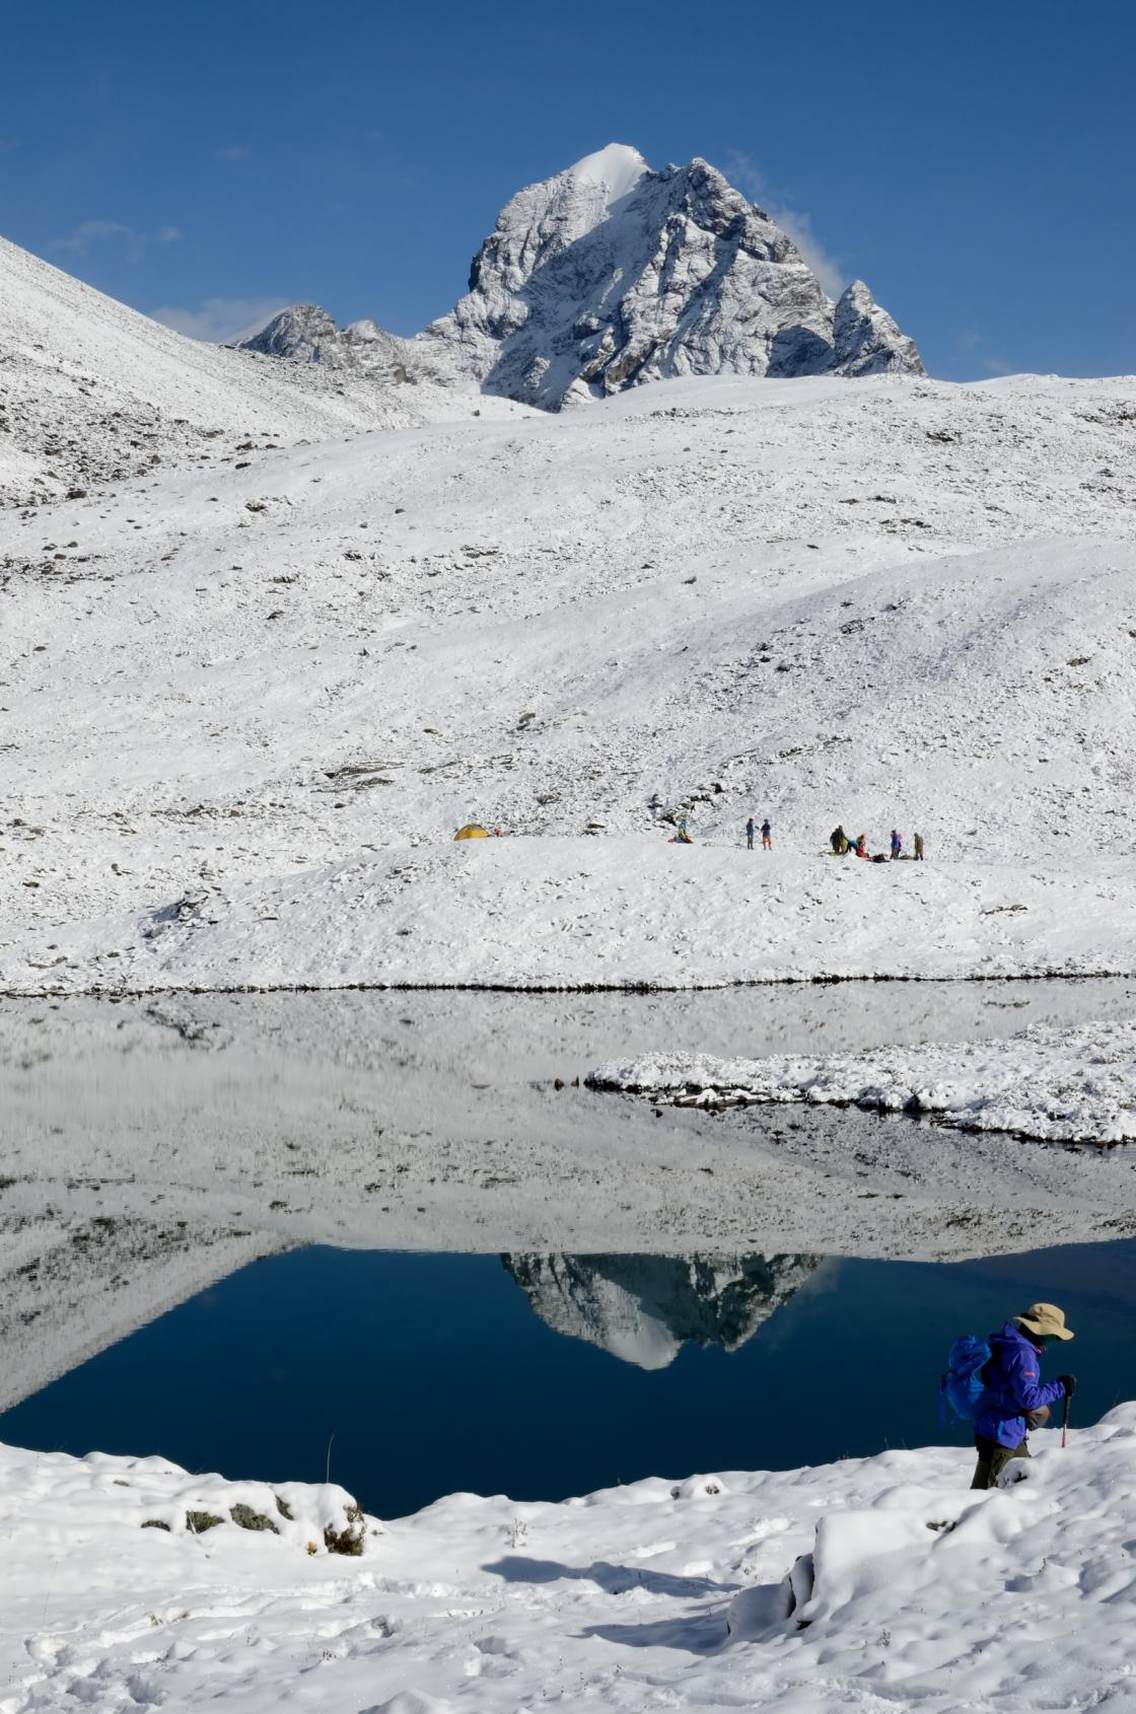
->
xmin=943 ymin=1301 xmax=1077 ymax=1489
xmin=733 ymin=818 xmax=926 ymax=860
xmin=830 ymin=824 xmax=925 ymax=862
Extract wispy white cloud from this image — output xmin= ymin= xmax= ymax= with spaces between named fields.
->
xmin=218 ymin=145 xmax=251 ymax=161
xmin=150 ymin=296 xmax=289 ymax=344
xmin=723 ymin=151 xmax=844 ymax=295
xmin=52 ymin=220 xmax=183 ymax=261
xmin=954 ymin=329 xmax=1013 ymax=376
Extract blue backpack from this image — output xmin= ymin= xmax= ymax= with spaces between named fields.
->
xmin=940 ymin=1334 xmax=991 ymax=1423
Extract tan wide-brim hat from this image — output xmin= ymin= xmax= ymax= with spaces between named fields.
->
xmin=1017 ymin=1302 xmax=1075 ymax=1341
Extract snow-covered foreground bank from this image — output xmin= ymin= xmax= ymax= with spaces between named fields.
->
xmin=4 ymin=1411 xmax=1136 ymax=1711
xmin=592 ymin=1017 xmax=1136 ymax=1143
xmin=7 ymin=840 xmax=1136 ymax=995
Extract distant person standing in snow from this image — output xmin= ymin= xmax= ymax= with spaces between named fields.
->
xmin=831 ymin=825 xmax=850 ymax=856
xmin=891 ymin=829 xmax=902 ymax=859
xmin=761 ymin=819 xmax=772 ymax=850
xmin=971 ymin=1303 xmax=1076 ymax=1489
xmin=746 ymin=816 xmax=755 ymax=851
xmin=914 ymin=832 xmax=925 ymax=861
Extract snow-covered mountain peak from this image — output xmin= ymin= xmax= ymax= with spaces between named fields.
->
xmin=425 ymin=145 xmax=922 ymax=407
xmin=239 ymin=303 xmax=340 ymax=363
xmin=237 ymin=300 xmax=436 ymax=379
xmin=833 ymin=278 xmax=923 ymax=376
xmin=564 ymin=142 xmax=651 ymax=206
xmin=226 ymin=146 xmax=920 ymax=408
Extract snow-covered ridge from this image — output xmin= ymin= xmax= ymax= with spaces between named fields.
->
xmin=0 ymin=232 xmax=524 ymax=505
xmin=590 ymin=1018 xmax=1136 ymax=1142
xmin=4 ymin=1409 xmax=1136 ymax=1709
xmin=241 ymin=144 xmax=922 ymax=409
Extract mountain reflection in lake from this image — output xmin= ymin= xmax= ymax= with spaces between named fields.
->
xmin=503 ymin=1252 xmax=819 ymax=1369
xmin=5 ymin=987 xmax=1136 ymax=1516
xmin=3 ymin=1240 xmax=1134 ymax=1519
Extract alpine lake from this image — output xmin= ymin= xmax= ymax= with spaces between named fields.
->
xmin=3 ymin=981 xmax=1135 ymax=1518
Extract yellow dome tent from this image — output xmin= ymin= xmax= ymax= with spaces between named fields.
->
xmin=454 ymin=823 xmax=490 ymax=840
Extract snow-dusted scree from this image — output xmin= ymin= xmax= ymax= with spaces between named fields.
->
xmin=4 ymin=1412 xmax=1136 ymax=1710
xmin=590 ymin=1018 xmax=1136 ymax=1142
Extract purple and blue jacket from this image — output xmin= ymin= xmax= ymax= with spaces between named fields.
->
xmin=975 ymin=1320 xmax=1067 ymax=1449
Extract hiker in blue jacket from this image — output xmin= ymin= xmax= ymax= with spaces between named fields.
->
xmin=972 ymin=1302 xmax=1076 ymax=1489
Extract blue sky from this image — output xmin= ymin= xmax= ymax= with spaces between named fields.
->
xmin=2 ymin=0 xmax=1133 ymax=379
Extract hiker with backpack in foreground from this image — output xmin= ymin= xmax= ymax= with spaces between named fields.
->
xmin=942 ymin=1302 xmax=1077 ymax=1489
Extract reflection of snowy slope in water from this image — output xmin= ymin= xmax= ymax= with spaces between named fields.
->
xmin=0 ymin=1214 xmax=281 ymax=1412
xmin=503 ymin=1252 xmax=820 ymax=1369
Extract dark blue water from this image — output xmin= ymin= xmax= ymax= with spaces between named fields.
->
xmin=3 ymin=1239 xmax=1132 ymax=1519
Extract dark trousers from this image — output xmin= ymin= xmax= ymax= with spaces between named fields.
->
xmin=746 ymin=833 xmax=753 ymax=849
xmin=971 ymin=1435 xmax=1029 ymax=1489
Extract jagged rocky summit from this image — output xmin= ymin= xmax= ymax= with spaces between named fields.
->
xmin=241 ymin=303 xmax=414 ymax=375
xmin=503 ymin=1251 xmax=820 ymax=1369
xmin=239 ymin=143 xmax=923 ymax=410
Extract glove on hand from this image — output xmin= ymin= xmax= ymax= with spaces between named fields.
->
xmin=1057 ymin=1373 xmax=1077 ymax=1397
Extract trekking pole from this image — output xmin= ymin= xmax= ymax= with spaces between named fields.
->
xmin=1061 ymin=1391 xmax=1070 ymax=1450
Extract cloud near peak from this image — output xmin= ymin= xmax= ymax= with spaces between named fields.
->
xmin=149 ymin=296 xmax=290 ymax=344
xmin=52 ymin=220 xmax=183 ymax=260
xmin=723 ymin=151 xmax=844 ymax=296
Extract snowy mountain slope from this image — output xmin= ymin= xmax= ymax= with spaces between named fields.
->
xmin=0 ymin=234 xmax=521 ymax=506
xmin=2 ymin=369 xmax=1136 ymax=989
xmin=0 ymin=1216 xmax=279 ymax=1412
xmin=425 ymin=144 xmax=923 ymax=405
xmin=4 ymin=1409 xmax=1136 ymax=1711
xmin=20 ymin=838 xmax=1136 ymax=993
xmin=503 ymin=1253 xmax=821 ymax=1368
